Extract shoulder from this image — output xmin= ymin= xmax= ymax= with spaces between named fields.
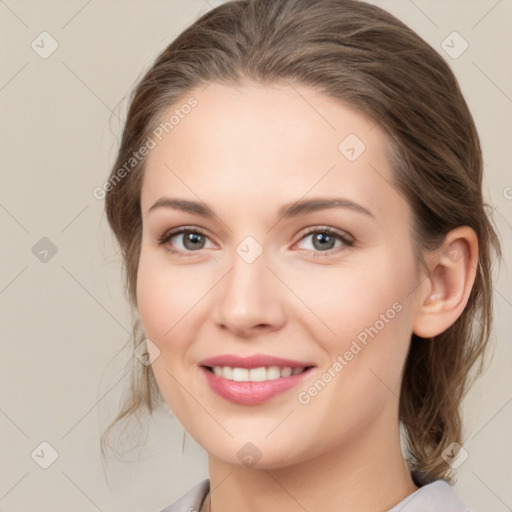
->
xmin=154 ymin=477 xmax=474 ymax=512
xmin=155 ymin=479 xmax=210 ymax=512
xmin=388 ymin=479 xmax=475 ymax=512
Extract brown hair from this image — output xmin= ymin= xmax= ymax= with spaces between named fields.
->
xmin=102 ymin=0 xmax=502 ymax=482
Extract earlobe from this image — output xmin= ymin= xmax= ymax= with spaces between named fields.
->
xmin=412 ymin=226 xmax=479 ymax=339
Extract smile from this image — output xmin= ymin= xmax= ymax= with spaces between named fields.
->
xmin=209 ymin=365 xmax=307 ymax=381
xmin=198 ymin=354 xmax=316 ymax=405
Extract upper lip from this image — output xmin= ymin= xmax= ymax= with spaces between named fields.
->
xmin=199 ymin=354 xmax=315 ymax=369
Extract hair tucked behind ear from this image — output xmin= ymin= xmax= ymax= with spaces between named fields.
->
xmin=102 ymin=0 xmax=502 ymax=482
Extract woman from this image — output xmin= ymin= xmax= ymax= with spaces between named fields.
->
xmin=102 ymin=0 xmax=502 ymax=510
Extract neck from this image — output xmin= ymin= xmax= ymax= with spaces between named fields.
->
xmin=202 ymin=411 xmax=418 ymax=512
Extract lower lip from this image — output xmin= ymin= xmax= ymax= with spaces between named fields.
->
xmin=200 ymin=366 xmax=314 ymax=405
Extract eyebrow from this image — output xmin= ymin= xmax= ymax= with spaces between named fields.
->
xmin=147 ymin=197 xmax=374 ymax=219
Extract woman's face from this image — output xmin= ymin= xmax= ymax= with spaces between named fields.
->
xmin=137 ymin=82 xmax=423 ymax=468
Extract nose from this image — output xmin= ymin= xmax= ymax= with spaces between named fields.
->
xmin=212 ymin=248 xmax=287 ymax=338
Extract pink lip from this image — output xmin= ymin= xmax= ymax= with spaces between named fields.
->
xmin=198 ymin=354 xmax=316 ymax=405
xmin=199 ymin=354 xmax=314 ymax=369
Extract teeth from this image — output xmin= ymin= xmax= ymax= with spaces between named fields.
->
xmin=248 ymin=367 xmax=266 ymax=382
xmin=211 ymin=366 xmax=306 ymax=381
xmin=280 ymin=367 xmax=292 ymax=377
xmin=232 ymin=368 xmax=249 ymax=382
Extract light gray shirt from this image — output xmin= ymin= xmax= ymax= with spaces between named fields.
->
xmin=157 ymin=478 xmax=474 ymax=511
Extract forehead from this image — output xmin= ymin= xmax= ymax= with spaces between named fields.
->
xmin=141 ymin=81 xmax=405 ymax=223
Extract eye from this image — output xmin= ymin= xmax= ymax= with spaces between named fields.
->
xmin=157 ymin=225 xmax=354 ymax=258
xmin=294 ymin=226 xmax=353 ymax=256
xmin=157 ymin=227 xmax=215 ymax=256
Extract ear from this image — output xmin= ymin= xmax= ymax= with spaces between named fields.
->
xmin=412 ymin=226 xmax=479 ymax=339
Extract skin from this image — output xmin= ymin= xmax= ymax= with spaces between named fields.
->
xmin=136 ymin=82 xmax=478 ymax=512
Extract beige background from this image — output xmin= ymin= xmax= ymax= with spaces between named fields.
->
xmin=1 ymin=0 xmax=511 ymax=510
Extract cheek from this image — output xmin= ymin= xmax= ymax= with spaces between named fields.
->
xmin=136 ymin=250 xmax=204 ymax=342
xmin=136 ymin=257 xmax=172 ymax=342
xmin=136 ymin=251 xmax=199 ymax=412
xmin=289 ymin=259 xmax=412 ymax=348
xmin=288 ymin=256 xmax=416 ymax=410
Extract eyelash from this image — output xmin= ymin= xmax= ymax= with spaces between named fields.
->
xmin=157 ymin=226 xmax=354 ymax=258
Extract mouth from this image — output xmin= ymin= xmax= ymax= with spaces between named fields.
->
xmin=203 ymin=365 xmax=313 ymax=381
xmin=198 ymin=355 xmax=316 ymax=405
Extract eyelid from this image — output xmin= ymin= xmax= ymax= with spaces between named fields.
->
xmin=158 ymin=225 xmax=210 ymax=240
xmin=157 ymin=225 xmax=216 ymax=256
xmin=297 ymin=225 xmax=354 ymax=243
xmin=157 ymin=225 xmax=354 ymax=257
xmin=292 ymin=226 xmax=354 ymax=256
